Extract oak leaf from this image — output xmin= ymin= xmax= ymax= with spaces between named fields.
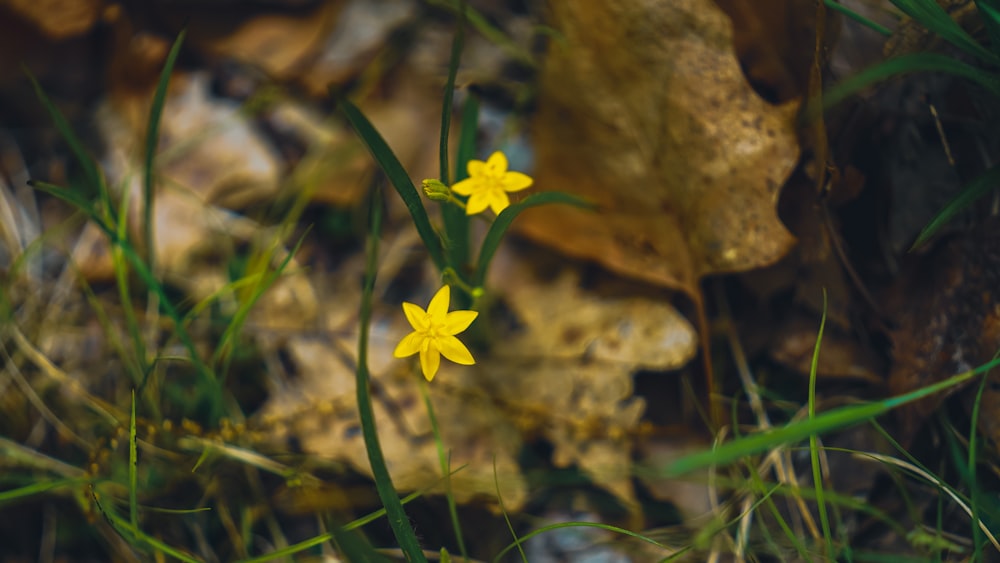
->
xmin=518 ymin=0 xmax=800 ymax=299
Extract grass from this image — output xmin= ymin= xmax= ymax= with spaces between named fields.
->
xmin=4 ymin=4 xmax=1000 ymax=562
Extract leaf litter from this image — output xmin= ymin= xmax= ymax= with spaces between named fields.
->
xmin=6 ymin=0 xmax=1000 ymax=559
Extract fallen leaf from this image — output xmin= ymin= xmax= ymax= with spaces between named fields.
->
xmin=181 ymin=1 xmax=344 ymax=82
xmin=769 ymin=314 xmax=882 ymax=383
xmin=5 ymin=0 xmax=104 ymax=39
xmin=888 ymin=222 xmax=1000 ymax=444
xmin=518 ymin=0 xmax=800 ymax=300
xmin=714 ymin=0 xmax=830 ymax=103
xmin=257 ymin=241 xmax=696 ymax=512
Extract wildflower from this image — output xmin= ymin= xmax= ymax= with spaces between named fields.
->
xmin=451 ymin=151 xmax=533 ymax=215
xmin=393 ymin=285 xmax=478 ymax=381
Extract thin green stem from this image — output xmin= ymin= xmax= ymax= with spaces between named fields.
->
xmin=355 ymin=187 xmax=427 ymax=562
xmin=419 ymin=378 xmax=468 ymax=561
xmin=808 ymin=289 xmax=834 ymax=559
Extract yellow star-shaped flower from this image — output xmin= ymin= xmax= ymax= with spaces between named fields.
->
xmin=393 ymin=285 xmax=478 ymax=381
xmin=451 ymin=151 xmax=533 ymax=215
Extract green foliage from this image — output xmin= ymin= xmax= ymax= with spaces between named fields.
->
xmin=823 ymin=0 xmax=1000 ymax=244
xmin=355 ymin=187 xmax=427 ymax=562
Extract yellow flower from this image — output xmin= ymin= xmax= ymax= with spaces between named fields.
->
xmin=393 ymin=285 xmax=478 ymax=381
xmin=451 ymin=151 xmax=533 ymax=215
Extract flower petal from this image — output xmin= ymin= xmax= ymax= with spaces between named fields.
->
xmin=393 ymin=332 xmax=423 ymax=358
xmin=488 ymin=190 xmax=511 ymax=215
xmin=420 ymin=346 xmax=441 ymax=381
xmin=485 ymin=151 xmax=508 ymax=175
xmin=402 ymin=302 xmax=428 ymax=331
xmin=467 ymin=159 xmax=485 ymax=178
xmin=427 ymin=285 xmax=450 ymax=319
xmin=501 ymin=171 xmax=533 ymax=192
xmin=438 ymin=335 xmax=475 ymax=365
xmin=465 ymin=192 xmax=491 ymax=215
xmin=443 ymin=310 xmax=478 ymax=334
xmin=451 ymin=177 xmax=479 ymax=196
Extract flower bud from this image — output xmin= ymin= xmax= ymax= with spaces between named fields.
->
xmin=422 ymin=178 xmax=451 ymax=201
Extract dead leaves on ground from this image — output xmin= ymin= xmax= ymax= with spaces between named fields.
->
xmin=18 ymin=0 xmax=816 ymax=520
xmin=517 ymin=0 xmax=801 ymax=301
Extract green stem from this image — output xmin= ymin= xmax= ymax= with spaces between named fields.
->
xmin=356 ymin=187 xmax=427 ymax=562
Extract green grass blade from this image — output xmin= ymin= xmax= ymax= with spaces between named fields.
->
xmin=129 ymin=389 xmax=138 ymax=528
xmin=493 ymin=457 xmax=527 ymax=563
xmin=439 ymin=1 xmax=471 ymax=292
xmin=473 ymin=192 xmax=593 ymax=287
xmin=974 ymin=1 xmax=1000 ymax=57
xmin=455 ymin=98 xmax=479 ymax=184
xmin=213 ymin=231 xmax=308 ymax=379
xmin=444 ymin=97 xmax=480 ymax=308
xmin=824 ymin=0 xmax=892 ymax=35
xmin=911 ymin=162 xmax=1000 ymax=249
xmin=356 ymin=187 xmax=427 ymax=562
xmin=808 ymin=290 xmax=833 ymax=559
xmin=819 ymin=53 xmax=1000 ymax=115
xmin=667 ymin=355 xmax=1000 ymax=475
xmin=27 ymin=180 xmax=95 ymax=212
xmin=419 ymin=379 xmax=468 ymax=560
xmin=0 ymin=478 xmax=85 ymax=505
xmin=24 ymin=70 xmax=110 ymax=213
xmin=890 ymin=0 xmax=1000 ymax=63
xmin=438 ymin=1 xmax=465 ymax=188
xmin=338 ymin=96 xmax=445 ymax=271
xmin=32 ymin=180 xmax=223 ymax=421
xmin=93 ymin=487 xmax=200 ymax=562
xmin=236 ymin=534 xmax=329 ymax=563
xmin=492 ymin=522 xmax=669 ymax=563
xmin=113 ymin=180 xmax=147 ymax=389
xmin=143 ymin=29 xmax=186 ymax=274
xmin=426 ymin=0 xmax=535 ymax=67
xmin=237 ymin=527 xmax=390 ymax=563
xmin=441 ymin=95 xmax=479 ymax=286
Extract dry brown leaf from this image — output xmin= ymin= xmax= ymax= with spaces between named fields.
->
xmin=181 ymin=1 xmax=344 ymax=82
xmin=714 ymin=0 xmax=830 ymax=103
xmin=5 ymin=0 xmax=104 ymax=39
xmin=258 ymin=241 xmax=694 ymax=511
xmin=492 ymin=246 xmax=697 ymax=371
xmin=769 ymin=315 xmax=882 ymax=383
xmin=888 ymin=223 xmax=1000 ymax=444
xmin=257 ymin=255 xmax=528 ymax=509
xmin=518 ymin=0 xmax=800 ymax=300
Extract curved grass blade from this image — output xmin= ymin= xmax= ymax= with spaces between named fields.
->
xmin=419 ymin=379 xmax=467 ymax=561
xmin=446 ymin=96 xmax=480 ymax=309
xmin=213 ymin=231 xmax=308 ymax=380
xmin=911 ymin=162 xmax=1000 ymax=249
xmin=338 ymin=96 xmax=445 ymax=271
xmin=473 ymin=192 xmax=593 ymax=287
xmin=438 ymin=1 xmax=465 ymax=189
xmin=493 ymin=456 xmax=527 ymax=563
xmin=974 ymin=1 xmax=1000 ymax=57
xmin=440 ymin=2 xmax=472 ymax=291
xmin=144 ymin=29 xmax=186 ymax=273
xmin=24 ymin=70 xmax=110 ymax=215
xmin=0 ymin=478 xmax=86 ymax=505
xmin=808 ymin=291 xmax=833 ymax=559
xmin=29 ymin=179 xmax=223 ymax=421
xmin=890 ymin=0 xmax=1000 ymax=64
xmin=817 ymin=52 xmax=1000 ymax=116
xmin=426 ymin=0 xmax=535 ymax=67
xmin=666 ymin=354 xmax=1000 ymax=475
xmin=356 ymin=187 xmax=428 ymax=562
xmin=824 ymin=0 xmax=892 ymax=36
xmin=129 ymin=389 xmax=138 ymax=528
xmin=492 ymin=522 xmax=669 ymax=563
